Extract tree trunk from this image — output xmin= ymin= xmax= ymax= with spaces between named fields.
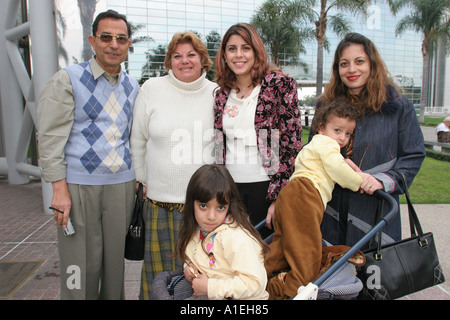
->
xmin=78 ymin=0 xmax=97 ymax=62
xmin=315 ymin=2 xmax=327 ymax=98
xmin=271 ymin=41 xmax=280 ymax=67
xmin=419 ymin=37 xmax=430 ymax=123
xmin=316 ymin=38 xmax=324 ymax=97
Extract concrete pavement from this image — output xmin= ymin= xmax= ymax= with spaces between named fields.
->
xmin=0 ymin=126 xmax=448 ymax=300
xmin=0 ymin=176 xmax=449 ymax=300
xmin=0 ymin=177 xmax=142 ymax=300
xmin=421 ymin=125 xmax=436 ymax=141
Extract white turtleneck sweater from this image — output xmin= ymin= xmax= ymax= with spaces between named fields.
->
xmin=130 ymin=70 xmax=216 ymax=203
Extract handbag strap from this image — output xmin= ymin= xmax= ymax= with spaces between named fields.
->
xmin=392 ymin=169 xmax=424 ymax=238
xmin=137 ymin=183 xmax=144 ymax=201
xmin=372 ymin=170 xmax=426 ymax=259
xmin=368 ymin=198 xmax=384 ymax=249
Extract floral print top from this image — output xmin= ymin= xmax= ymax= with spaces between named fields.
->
xmin=224 ymin=104 xmax=239 ymax=118
xmin=214 ymin=72 xmax=302 ymax=202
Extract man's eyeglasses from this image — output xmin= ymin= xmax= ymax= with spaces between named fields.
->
xmin=96 ymin=33 xmax=130 ymax=45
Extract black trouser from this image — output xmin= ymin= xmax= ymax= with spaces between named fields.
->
xmin=236 ymin=180 xmax=272 ymax=240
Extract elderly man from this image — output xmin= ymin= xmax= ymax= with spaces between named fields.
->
xmin=436 ymin=116 xmax=450 ymax=143
xmin=37 ymin=10 xmax=139 ymax=299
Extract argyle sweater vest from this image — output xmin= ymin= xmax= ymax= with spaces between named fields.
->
xmin=64 ymin=60 xmax=139 ymax=185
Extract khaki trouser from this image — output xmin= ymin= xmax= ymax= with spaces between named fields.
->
xmin=264 ymin=177 xmax=324 ymax=299
xmin=57 ymin=180 xmax=135 ymax=300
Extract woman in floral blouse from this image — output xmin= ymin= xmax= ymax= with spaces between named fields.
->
xmin=213 ymin=23 xmax=302 ymax=237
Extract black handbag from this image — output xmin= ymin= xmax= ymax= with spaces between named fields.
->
xmin=358 ymin=170 xmax=445 ymax=300
xmin=125 ymin=183 xmax=146 ymax=260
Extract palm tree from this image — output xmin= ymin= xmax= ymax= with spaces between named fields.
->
xmin=389 ymin=0 xmax=450 ymax=123
xmin=140 ymin=44 xmax=168 ymax=84
xmin=55 ymin=7 xmax=69 ymax=65
xmin=305 ymin=0 xmax=371 ymax=98
xmin=250 ymin=0 xmax=316 ymax=68
xmin=206 ymin=30 xmax=222 ymax=81
xmin=77 ymin=0 xmax=97 ymax=62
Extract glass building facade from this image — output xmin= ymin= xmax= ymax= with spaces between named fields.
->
xmin=106 ymin=0 xmax=265 ymax=81
xmin=62 ymin=0 xmax=425 ymax=105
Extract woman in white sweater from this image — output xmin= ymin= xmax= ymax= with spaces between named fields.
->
xmin=130 ymin=31 xmax=216 ymax=299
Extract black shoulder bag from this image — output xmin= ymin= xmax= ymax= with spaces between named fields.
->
xmin=358 ymin=170 xmax=445 ymax=300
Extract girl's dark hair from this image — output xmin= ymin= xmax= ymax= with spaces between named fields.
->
xmin=311 ymin=98 xmax=359 ymax=134
xmin=92 ymin=10 xmax=132 ymax=38
xmin=176 ymin=164 xmax=269 ymax=262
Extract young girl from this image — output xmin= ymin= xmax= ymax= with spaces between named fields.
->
xmin=265 ymin=98 xmax=371 ymax=299
xmin=176 ymin=164 xmax=269 ymax=300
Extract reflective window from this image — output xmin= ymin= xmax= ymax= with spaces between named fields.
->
xmin=106 ymin=0 xmax=423 ymax=98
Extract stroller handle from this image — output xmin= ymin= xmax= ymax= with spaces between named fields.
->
xmin=255 ymin=190 xmax=397 ymax=231
xmin=312 ymin=190 xmax=398 ymax=287
xmin=254 ymin=219 xmax=267 ymax=231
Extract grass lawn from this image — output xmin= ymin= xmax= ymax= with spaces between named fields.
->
xmin=407 ymin=157 xmax=450 ymax=204
xmin=420 ymin=115 xmax=445 ymax=127
xmin=301 ymin=128 xmax=449 ymax=204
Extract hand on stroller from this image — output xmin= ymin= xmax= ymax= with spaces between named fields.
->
xmin=357 ymin=173 xmax=383 ymax=195
xmin=345 ymin=159 xmax=383 ymax=195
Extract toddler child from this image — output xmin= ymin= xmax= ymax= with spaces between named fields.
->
xmin=265 ymin=98 xmax=371 ymax=299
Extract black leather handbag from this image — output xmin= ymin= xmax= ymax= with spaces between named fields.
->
xmin=125 ymin=183 xmax=146 ymax=260
xmin=358 ymin=170 xmax=445 ymax=300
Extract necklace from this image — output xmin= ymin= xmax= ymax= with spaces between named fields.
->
xmin=238 ymin=85 xmax=254 ymax=99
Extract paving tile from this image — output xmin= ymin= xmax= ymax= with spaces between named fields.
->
xmin=1 ymin=177 xmax=449 ymax=301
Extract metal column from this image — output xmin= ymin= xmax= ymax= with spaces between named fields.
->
xmin=0 ymin=0 xmax=58 ymax=213
xmin=0 ymin=0 xmax=29 ymax=183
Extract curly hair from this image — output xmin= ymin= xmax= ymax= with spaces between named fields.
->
xmin=311 ymin=98 xmax=359 ymax=134
xmin=164 ymin=31 xmax=212 ymax=72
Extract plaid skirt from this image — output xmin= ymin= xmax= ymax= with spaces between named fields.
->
xmin=139 ymin=200 xmax=183 ymax=300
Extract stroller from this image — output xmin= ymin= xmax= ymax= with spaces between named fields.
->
xmin=294 ymin=190 xmax=398 ymax=300
xmin=151 ymin=190 xmax=398 ymax=300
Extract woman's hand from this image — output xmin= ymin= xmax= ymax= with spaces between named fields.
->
xmin=265 ymin=201 xmax=276 ymax=230
xmin=346 ymin=159 xmax=383 ymax=195
xmin=358 ymin=172 xmax=383 ymax=195
xmin=136 ymin=182 xmax=147 ymax=200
